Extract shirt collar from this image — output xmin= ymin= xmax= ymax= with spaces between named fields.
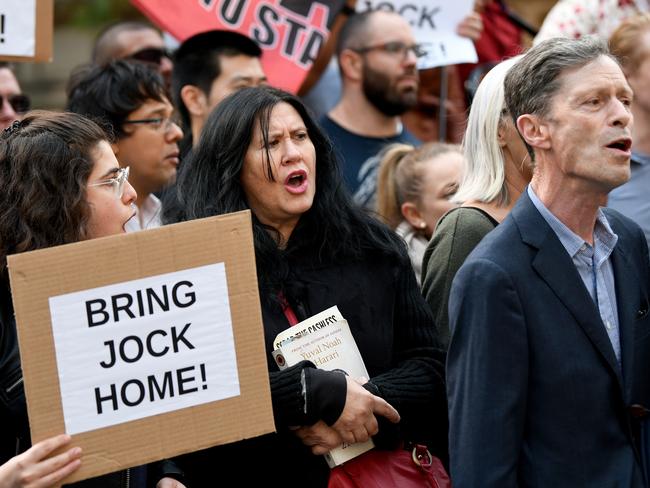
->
xmin=527 ymin=185 xmax=617 ymax=260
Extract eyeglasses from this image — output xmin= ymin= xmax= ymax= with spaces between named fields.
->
xmin=128 ymin=47 xmax=172 ymax=66
xmin=122 ymin=117 xmax=178 ymax=132
xmin=351 ymin=41 xmax=427 ymax=61
xmin=89 ymin=166 xmax=130 ymax=199
xmin=0 ymin=93 xmax=30 ymax=114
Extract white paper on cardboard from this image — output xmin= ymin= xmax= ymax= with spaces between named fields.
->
xmin=49 ymin=262 xmax=240 ymax=435
xmin=0 ymin=0 xmax=36 ymax=56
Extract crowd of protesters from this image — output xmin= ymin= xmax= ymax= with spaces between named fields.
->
xmin=0 ymin=1 xmax=649 ymax=487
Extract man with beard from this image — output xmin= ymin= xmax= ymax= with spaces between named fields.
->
xmin=320 ymin=10 xmax=421 ymax=207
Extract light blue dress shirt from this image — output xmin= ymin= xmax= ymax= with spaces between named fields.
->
xmin=528 ymin=186 xmax=621 ymax=363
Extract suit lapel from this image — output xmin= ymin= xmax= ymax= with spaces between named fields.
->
xmin=513 ymin=193 xmax=624 ymax=391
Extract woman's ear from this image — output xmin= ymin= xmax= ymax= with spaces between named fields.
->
xmin=180 ymin=85 xmax=208 ymax=118
xmin=401 ymin=201 xmax=425 ymax=230
xmin=517 ymin=114 xmax=551 ymax=151
xmin=497 ymin=122 xmax=508 ymax=148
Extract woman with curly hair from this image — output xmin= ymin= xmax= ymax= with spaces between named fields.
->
xmin=0 ymin=110 xmax=145 ymax=487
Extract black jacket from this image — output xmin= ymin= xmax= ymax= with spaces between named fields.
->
xmin=174 ymin=246 xmax=447 ymax=487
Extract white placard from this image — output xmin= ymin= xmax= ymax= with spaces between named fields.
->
xmin=0 ymin=0 xmax=36 ymax=57
xmin=49 ymin=263 xmax=240 ymax=435
xmin=358 ymin=0 xmax=478 ymax=69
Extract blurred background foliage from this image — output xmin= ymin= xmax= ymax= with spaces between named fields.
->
xmin=54 ymin=0 xmax=144 ymax=27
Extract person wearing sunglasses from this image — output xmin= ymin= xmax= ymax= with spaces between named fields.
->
xmin=92 ymin=21 xmax=173 ymax=88
xmin=67 ymin=60 xmax=183 ymax=232
xmin=0 ymin=63 xmax=30 ymax=131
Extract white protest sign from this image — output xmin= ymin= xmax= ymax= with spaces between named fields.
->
xmin=0 ymin=0 xmax=36 ymax=57
xmin=49 ymin=262 xmax=239 ymax=435
xmin=358 ymin=0 xmax=478 ymax=69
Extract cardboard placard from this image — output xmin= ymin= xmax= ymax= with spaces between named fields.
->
xmin=131 ymin=0 xmax=345 ymax=93
xmin=0 ymin=0 xmax=53 ymax=62
xmin=7 ymin=210 xmax=274 ymax=483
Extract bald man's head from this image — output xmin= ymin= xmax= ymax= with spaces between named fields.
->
xmin=92 ymin=21 xmax=172 ymax=84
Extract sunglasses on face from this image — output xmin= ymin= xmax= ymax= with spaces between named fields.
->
xmin=1 ymin=93 xmax=30 ymax=114
xmin=128 ymin=47 xmax=172 ymax=66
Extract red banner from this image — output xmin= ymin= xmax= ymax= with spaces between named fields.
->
xmin=131 ymin=0 xmax=344 ymax=93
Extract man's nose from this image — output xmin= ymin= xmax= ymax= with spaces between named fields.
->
xmin=611 ymin=98 xmax=632 ymax=127
xmin=0 ymin=95 xmax=17 ymax=119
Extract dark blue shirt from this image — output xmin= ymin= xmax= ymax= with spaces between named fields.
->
xmin=319 ymin=115 xmax=419 ymax=208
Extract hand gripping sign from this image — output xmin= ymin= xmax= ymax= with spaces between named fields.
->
xmin=8 ymin=211 xmax=273 ymax=484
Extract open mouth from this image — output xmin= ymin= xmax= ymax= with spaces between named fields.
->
xmin=285 ymin=170 xmax=306 ymax=187
xmin=606 ymin=138 xmax=632 ymax=152
xmin=284 ymin=170 xmax=308 ymax=193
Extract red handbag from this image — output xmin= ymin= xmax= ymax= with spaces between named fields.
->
xmin=327 ymin=444 xmax=451 ymax=488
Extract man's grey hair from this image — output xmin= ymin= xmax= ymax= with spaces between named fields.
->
xmin=503 ymin=36 xmax=616 ymax=157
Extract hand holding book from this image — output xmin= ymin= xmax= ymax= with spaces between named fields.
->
xmin=331 ymin=376 xmax=400 ymax=447
xmin=273 ymin=306 xmax=401 ymax=466
xmin=293 ymin=377 xmax=400 ymax=455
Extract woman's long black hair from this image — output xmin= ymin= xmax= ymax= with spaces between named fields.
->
xmin=164 ymin=86 xmax=405 ymax=294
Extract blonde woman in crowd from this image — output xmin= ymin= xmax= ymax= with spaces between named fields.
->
xmin=376 ymin=143 xmax=463 ymax=283
xmin=421 ymin=55 xmax=532 ymax=348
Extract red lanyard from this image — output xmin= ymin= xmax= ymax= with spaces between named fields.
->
xmin=279 ymin=291 xmax=299 ymax=326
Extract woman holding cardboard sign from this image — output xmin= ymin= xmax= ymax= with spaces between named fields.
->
xmin=0 ymin=112 xmax=183 ymax=488
xmin=166 ymin=86 xmax=447 ymax=487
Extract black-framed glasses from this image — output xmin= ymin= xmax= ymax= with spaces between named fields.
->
xmin=1 ymin=93 xmax=30 ymax=114
xmin=351 ymin=41 xmax=427 ymax=61
xmin=122 ymin=117 xmax=178 ymax=132
xmin=128 ymin=47 xmax=172 ymax=66
xmin=89 ymin=167 xmax=130 ymax=199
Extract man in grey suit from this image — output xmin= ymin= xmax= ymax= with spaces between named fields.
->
xmin=447 ymin=36 xmax=650 ymax=487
